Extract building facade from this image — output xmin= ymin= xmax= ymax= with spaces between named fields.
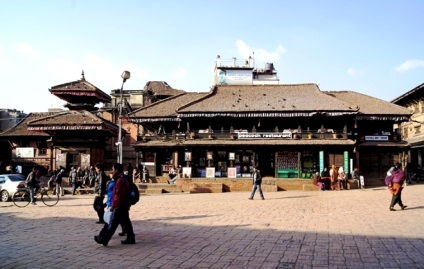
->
xmin=128 ymin=57 xmax=411 ymax=181
xmin=392 ymin=83 xmax=424 ymax=172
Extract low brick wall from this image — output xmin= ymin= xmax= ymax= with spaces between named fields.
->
xmin=163 ymin=177 xmax=316 ymax=192
xmin=275 ymin=179 xmax=314 ymax=191
xmin=189 ymin=183 xmax=223 ymax=193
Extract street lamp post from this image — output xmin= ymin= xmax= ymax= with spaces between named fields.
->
xmin=117 ymin=71 xmax=130 ymax=164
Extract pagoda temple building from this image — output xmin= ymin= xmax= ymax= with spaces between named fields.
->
xmin=0 ymin=72 xmax=120 ymax=173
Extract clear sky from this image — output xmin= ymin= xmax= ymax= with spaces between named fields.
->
xmin=0 ymin=0 xmax=423 ymax=113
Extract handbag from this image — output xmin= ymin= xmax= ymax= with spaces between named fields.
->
xmin=104 ymin=207 xmax=112 ymax=224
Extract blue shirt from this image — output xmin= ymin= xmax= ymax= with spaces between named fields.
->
xmin=105 ymin=179 xmax=115 ymax=207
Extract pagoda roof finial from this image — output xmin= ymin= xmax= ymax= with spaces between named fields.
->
xmin=81 ymin=70 xmax=85 ymax=81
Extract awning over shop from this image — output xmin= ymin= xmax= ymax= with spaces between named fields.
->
xmin=356 ymin=141 xmax=409 ymax=148
xmin=132 ymin=139 xmax=356 ymax=148
xmin=55 ymin=146 xmax=90 ymax=152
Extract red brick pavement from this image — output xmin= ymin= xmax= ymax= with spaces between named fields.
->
xmin=1 ymin=185 xmax=424 ymax=268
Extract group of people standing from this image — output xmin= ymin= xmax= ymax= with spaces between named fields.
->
xmin=67 ymin=166 xmax=97 ymax=195
xmin=314 ymin=165 xmax=349 ymax=191
xmin=132 ymin=165 xmax=149 ymax=183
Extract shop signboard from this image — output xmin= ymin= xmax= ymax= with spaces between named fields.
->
xmin=365 ymin=136 xmax=389 ymax=141
xmin=16 ymin=147 xmax=34 ymax=158
xmin=238 ymin=132 xmax=292 ymax=139
xmin=344 ymin=151 xmax=349 ymax=176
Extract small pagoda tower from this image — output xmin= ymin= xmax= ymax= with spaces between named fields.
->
xmin=49 ymin=71 xmax=111 ymax=111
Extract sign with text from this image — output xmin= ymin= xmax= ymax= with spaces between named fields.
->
xmin=238 ymin=132 xmax=292 ymax=139
xmin=217 ymin=69 xmax=252 ymax=85
xmin=16 ymin=147 xmax=35 ymax=158
xmin=344 ymin=151 xmax=349 ymax=176
xmin=365 ymin=136 xmax=389 ymax=141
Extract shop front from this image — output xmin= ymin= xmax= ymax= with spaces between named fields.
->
xmin=135 ymin=138 xmax=355 ymax=180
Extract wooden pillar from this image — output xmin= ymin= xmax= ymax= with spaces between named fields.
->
xmin=174 ymin=150 xmax=179 ymax=167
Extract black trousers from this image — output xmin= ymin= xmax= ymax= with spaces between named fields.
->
xmin=93 ymin=196 xmax=105 ymax=222
xmin=390 ymin=188 xmax=404 ymax=208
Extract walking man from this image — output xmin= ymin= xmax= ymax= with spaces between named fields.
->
xmin=249 ymin=166 xmax=264 ymax=200
xmin=93 ymin=163 xmax=108 ymax=224
xmin=95 ymin=163 xmax=135 ymax=246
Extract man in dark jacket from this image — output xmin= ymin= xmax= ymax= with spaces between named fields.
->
xmin=248 ymin=166 xmax=265 ymax=200
xmin=93 ymin=163 xmax=108 ymax=224
xmin=95 ymin=163 xmax=135 ymax=246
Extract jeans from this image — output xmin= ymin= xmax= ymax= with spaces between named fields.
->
xmin=169 ymin=175 xmax=178 ymax=184
xmin=101 ymin=205 xmax=134 ymax=244
xmin=72 ymin=182 xmax=78 ymax=194
xmin=29 ymin=186 xmax=36 ymax=203
xmin=250 ymin=182 xmax=264 ymax=199
xmin=56 ymin=183 xmax=64 ymax=196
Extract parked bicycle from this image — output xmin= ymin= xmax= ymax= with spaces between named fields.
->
xmin=12 ymin=183 xmax=59 ymax=207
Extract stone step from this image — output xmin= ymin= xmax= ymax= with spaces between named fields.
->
xmin=137 ymin=183 xmax=183 ymax=194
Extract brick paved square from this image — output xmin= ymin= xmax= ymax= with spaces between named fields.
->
xmin=1 ymin=185 xmax=424 ymax=268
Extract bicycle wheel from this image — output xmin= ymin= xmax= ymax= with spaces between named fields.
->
xmin=41 ymin=189 xmax=59 ymax=206
xmin=12 ymin=190 xmax=30 ymax=207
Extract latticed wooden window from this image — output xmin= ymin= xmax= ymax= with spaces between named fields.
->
xmin=38 ymin=148 xmax=47 ymax=156
xmin=37 ymin=141 xmax=47 ymax=156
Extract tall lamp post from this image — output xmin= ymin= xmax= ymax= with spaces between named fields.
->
xmin=117 ymin=71 xmax=130 ymax=164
